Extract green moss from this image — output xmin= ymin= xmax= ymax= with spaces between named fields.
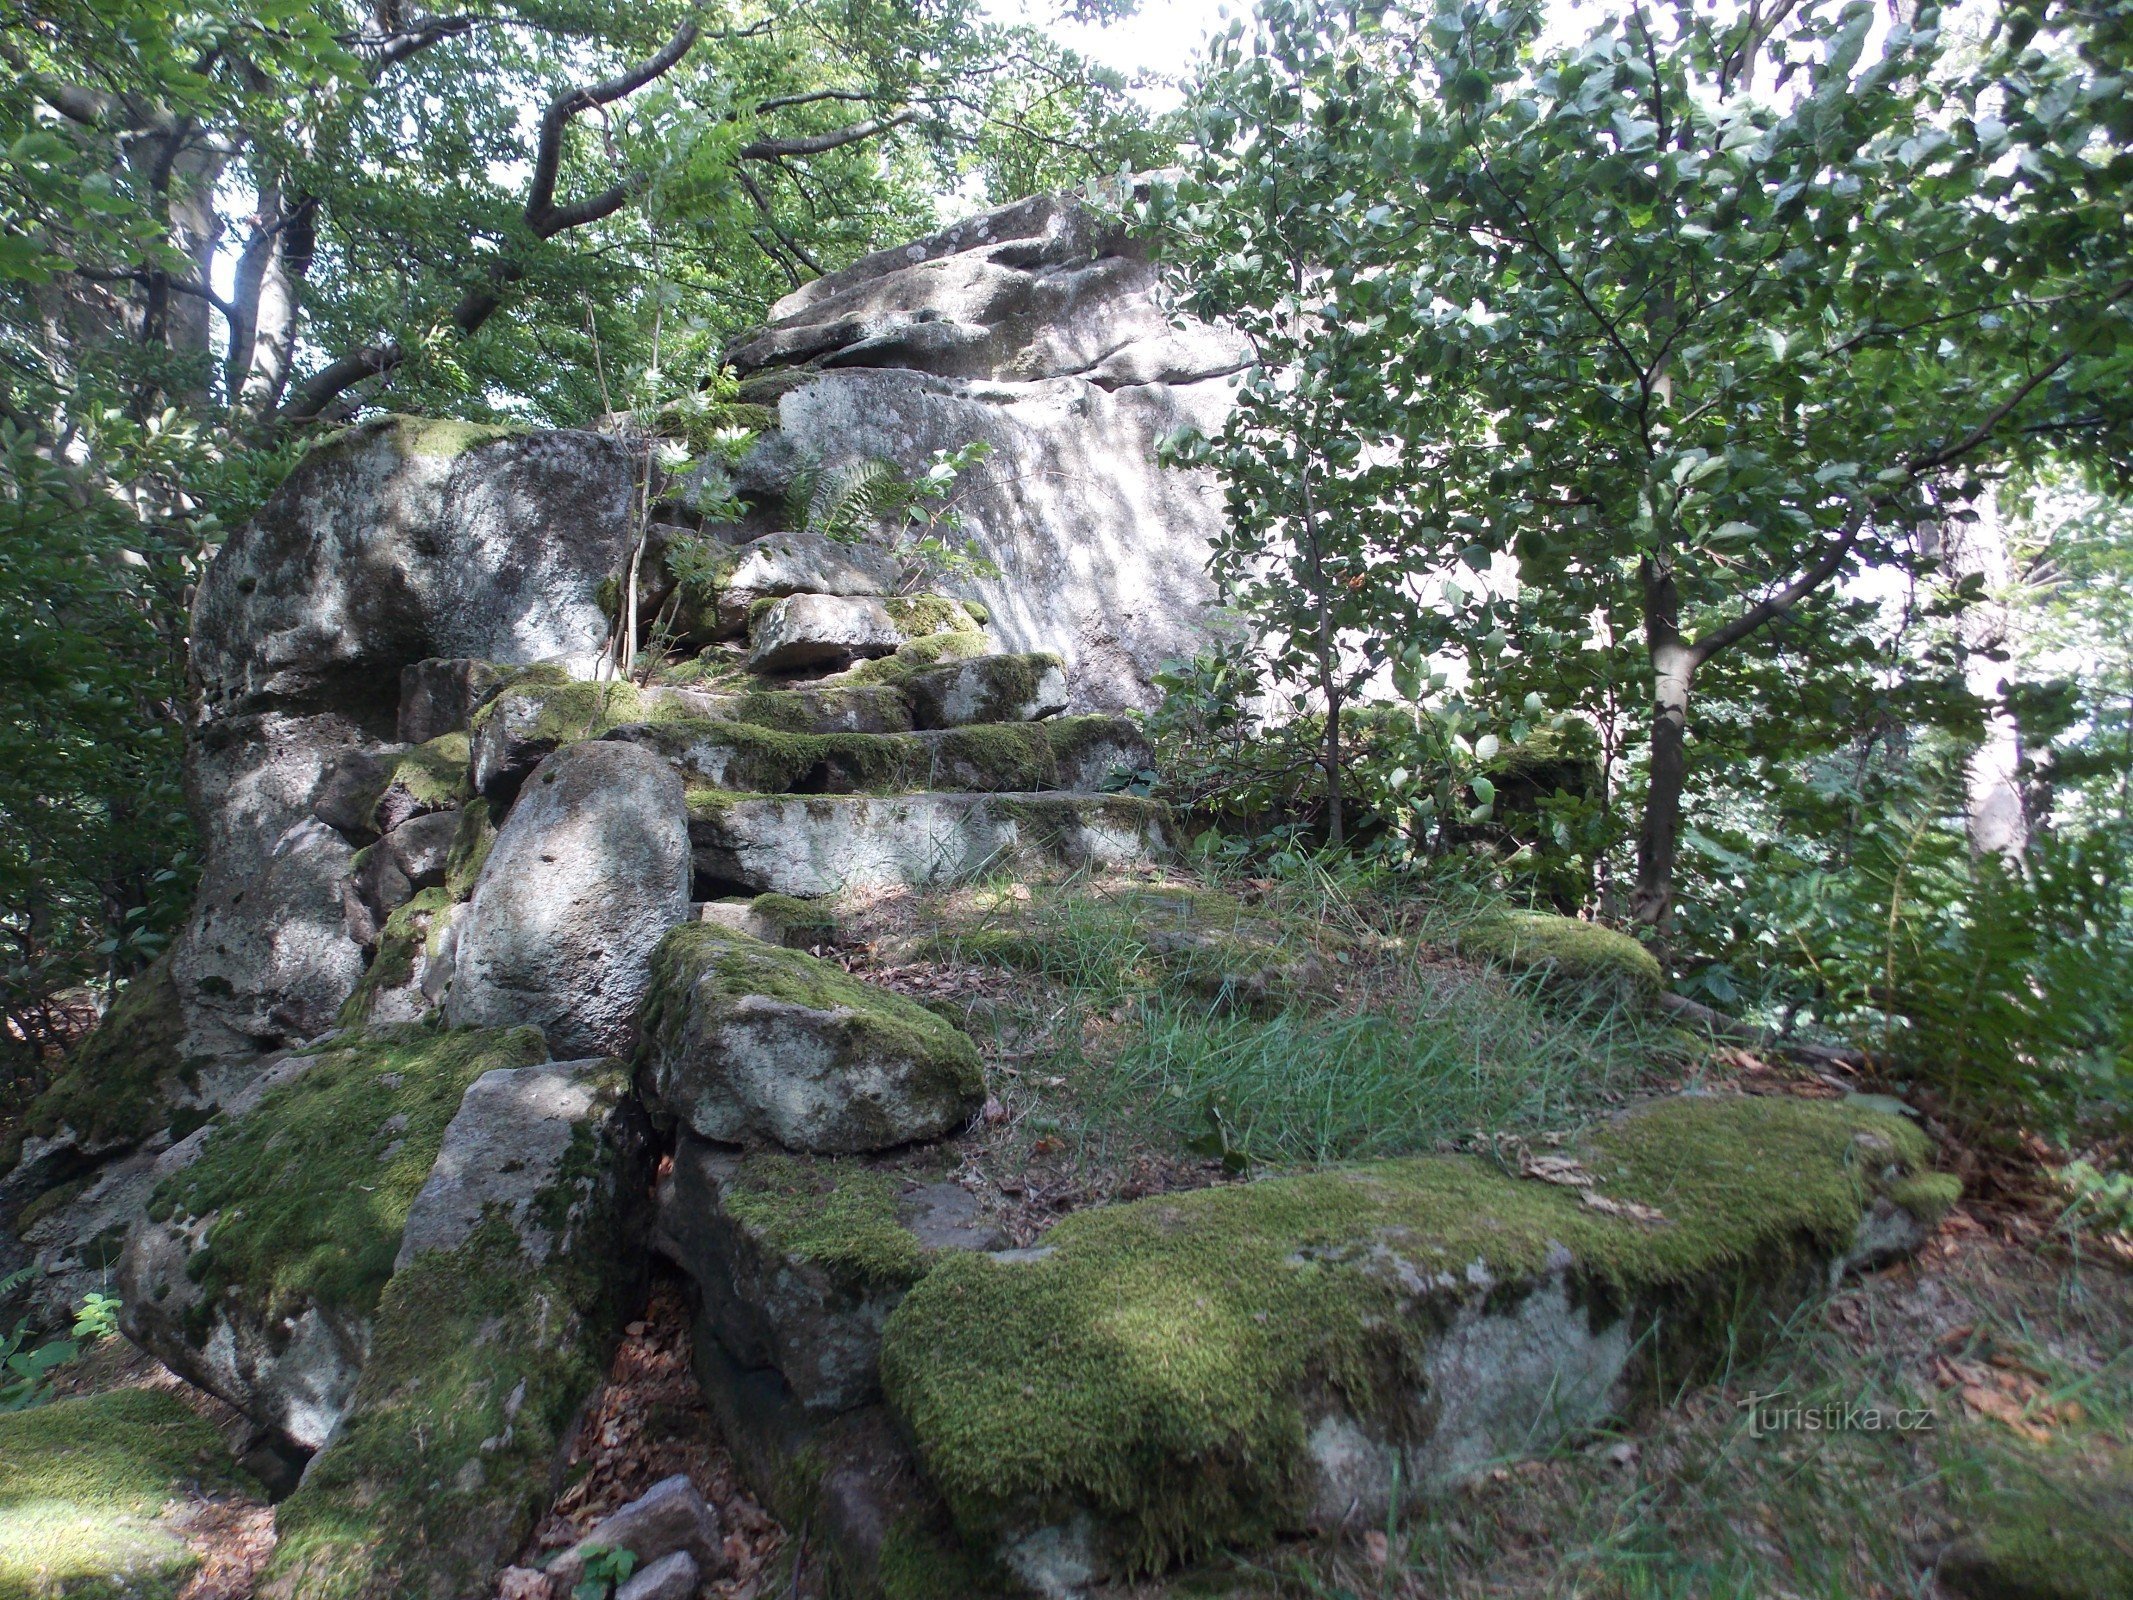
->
xmin=720 ymin=1154 xmax=928 ymax=1289
xmin=1458 ymin=909 xmax=1664 ymax=1009
xmin=21 ymin=952 xmax=192 ymax=1152
xmin=153 ymin=1025 xmax=548 ymax=1329
xmin=14 ymin=1175 xmax=91 ymax=1233
xmin=874 ymin=1514 xmax=1008 ymax=1600
xmin=380 ymin=414 xmax=521 ymax=459
xmin=640 ymin=924 xmax=985 ymax=1103
xmin=881 ymin=1095 xmax=1938 ymax=1571
xmin=882 ymin=594 xmax=984 ymax=640
xmin=263 ymin=1212 xmax=627 ymax=1600
xmin=1945 ymin=1462 xmax=2133 ymax=1600
xmin=339 ymin=890 xmax=456 ymax=1025
xmin=748 ymin=892 xmax=840 ymax=947
xmin=347 ymin=733 xmax=471 ymax=829
xmin=834 ymin=630 xmax=995 ymax=688
xmin=443 ymin=799 xmax=496 ymax=899
xmin=1889 ymin=1170 xmax=1962 ymax=1222
xmin=898 ymin=652 xmax=1061 ymax=725
xmin=0 ymin=1388 xmax=256 ymax=1600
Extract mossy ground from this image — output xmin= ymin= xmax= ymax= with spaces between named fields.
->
xmin=1457 ymin=907 xmax=1665 ymax=1009
xmin=16 ymin=953 xmax=193 ymax=1156
xmin=0 ymin=1388 xmax=257 ymax=1600
xmin=150 ymin=1025 xmax=548 ymax=1329
xmin=881 ymin=1095 xmax=1940 ymax=1570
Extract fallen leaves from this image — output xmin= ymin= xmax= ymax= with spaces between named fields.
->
xmin=1932 ymin=1349 xmax=2085 ymax=1444
xmin=1516 ymin=1149 xmax=1668 ymax=1223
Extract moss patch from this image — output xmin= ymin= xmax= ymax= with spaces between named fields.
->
xmin=151 ymin=1025 xmax=548 ymax=1329
xmin=20 ymin=953 xmax=193 ymax=1154
xmin=881 ymin=1094 xmax=1940 ymax=1571
xmin=443 ymin=799 xmax=495 ymax=899
xmin=0 ymin=1388 xmax=256 ymax=1600
xmin=379 ymin=414 xmax=521 ymax=459
xmin=1943 ymin=1460 xmax=2133 ymax=1600
xmin=261 ymin=1215 xmax=627 ymax=1600
xmin=748 ymin=893 xmax=841 ymax=947
xmin=719 ymin=1153 xmax=928 ymax=1289
xmin=832 ymin=630 xmax=995 ymax=688
xmin=338 ymin=890 xmax=456 ymax=1025
xmin=1458 ymin=909 xmax=1664 ymax=1009
xmin=881 ymin=595 xmax=985 ymax=640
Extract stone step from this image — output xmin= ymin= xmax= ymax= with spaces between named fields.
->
xmin=604 ymin=714 xmax=1146 ymax=796
xmin=687 ymin=791 xmax=1172 ymax=897
xmin=748 ymin=593 xmax=987 ymax=673
xmin=467 ymin=654 xmax=1074 ymax=798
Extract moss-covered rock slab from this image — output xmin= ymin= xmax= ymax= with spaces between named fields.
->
xmin=1457 ymin=909 xmax=1664 ymax=1010
xmin=656 ymin=1141 xmax=1002 ymax=1413
xmin=0 ymin=1388 xmax=261 ymax=1600
xmin=262 ymin=1056 xmax=650 ymax=1600
xmin=471 ymin=678 xmax=913 ymax=796
xmin=119 ymin=1024 xmax=550 ymax=1451
xmin=748 ymin=592 xmax=985 ymax=674
xmin=606 ymin=713 xmax=1145 ymax=798
xmin=898 ymin=653 xmax=1068 ymax=728
xmin=880 ymin=1095 xmax=1953 ymax=1590
xmin=640 ymin=924 xmax=986 ymax=1154
xmin=687 ymin=792 xmax=1172 ymax=898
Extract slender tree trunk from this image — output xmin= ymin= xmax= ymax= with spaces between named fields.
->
xmin=1635 ymin=556 xmax=1694 ymax=939
xmin=1299 ymin=468 xmax=1343 ymax=846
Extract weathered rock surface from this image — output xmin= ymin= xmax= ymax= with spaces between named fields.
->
xmin=688 ymin=791 xmax=1172 ymax=897
xmin=447 ymin=740 xmax=692 ymax=1057
xmin=191 ymin=417 xmax=635 ymax=716
xmin=729 ymin=190 xmax=1247 ymax=708
xmin=748 ymin=593 xmax=984 ymax=673
xmin=877 ymin=1095 xmax=1957 ymax=1594
xmin=542 ymin=1474 xmax=726 ymax=1594
xmin=695 ymin=529 xmax=902 ymax=639
xmin=398 ymin=657 xmax=515 ymax=743
xmin=120 ymin=1026 xmax=551 ymax=1453
xmin=639 ymin=924 xmax=986 ymax=1154
xmin=175 ymin=710 xmax=378 ymax=1064
xmin=261 ymin=1055 xmax=651 ymax=1600
xmin=899 ymin=653 xmax=1070 ymax=728
xmin=656 ymin=1143 xmax=1001 ymax=1413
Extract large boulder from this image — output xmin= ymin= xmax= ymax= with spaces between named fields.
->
xmin=638 ymin=924 xmax=986 ymax=1154
xmin=262 ymin=1055 xmax=651 ymax=1600
xmin=878 ymin=1095 xmax=1959 ymax=1594
xmin=446 ymin=740 xmax=692 ymax=1057
xmin=119 ymin=1025 xmax=551 ymax=1452
xmin=190 ymin=417 xmax=637 ymax=717
xmin=728 ymin=190 xmax=1249 ymax=710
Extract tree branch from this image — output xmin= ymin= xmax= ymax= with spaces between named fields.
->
xmin=738 ymin=109 xmax=917 ymax=161
xmin=352 ymin=14 xmax=484 ymax=68
xmin=1689 ymin=500 xmax=1869 ymax=665
xmin=525 ymin=16 xmax=701 ymax=230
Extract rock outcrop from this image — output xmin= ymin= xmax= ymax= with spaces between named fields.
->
xmin=727 ymin=189 xmax=1249 ymax=708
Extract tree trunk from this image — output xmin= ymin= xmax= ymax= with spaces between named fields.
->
xmin=1635 ymin=558 xmax=1694 ymax=939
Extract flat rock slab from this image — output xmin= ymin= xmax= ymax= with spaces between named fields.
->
xmin=544 ymin=1473 xmax=725 ymax=1593
xmin=898 ymin=653 xmax=1069 ymax=728
xmin=447 ymin=740 xmax=691 ymax=1058
xmin=656 ymin=1140 xmax=1002 ymax=1413
xmin=260 ymin=1057 xmax=652 ymax=1600
xmin=688 ymin=791 xmax=1172 ymax=898
xmin=877 ymin=1095 xmax=1958 ymax=1594
xmin=640 ymin=924 xmax=986 ymax=1154
xmin=748 ymin=593 xmax=984 ymax=673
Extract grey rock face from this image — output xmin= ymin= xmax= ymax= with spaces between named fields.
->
xmin=639 ymin=924 xmax=986 ymax=1154
xmin=713 ymin=529 xmax=901 ymax=636
xmin=398 ymin=657 xmax=509 ymax=742
xmin=748 ymin=593 xmax=913 ymax=672
xmin=544 ymin=1475 xmax=725 ymax=1594
xmin=447 ymin=740 xmax=692 ymax=1057
xmin=902 ymin=653 xmax=1069 ymax=728
xmin=174 ymin=711 xmax=376 ymax=1062
xmin=395 ymin=1057 xmax=637 ymax=1270
xmin=729 ymin=190 xmax=1249 ymax=709
xmin=656 ymin=1141 xmax=1000 ymax=1414
xmin=191 ymin=418 xmax=636 ymax=716
xmin=689 ymin=791 xmax=1171 ymax=898
xmin=615 ymin=1552 xmax=699 ymax=1600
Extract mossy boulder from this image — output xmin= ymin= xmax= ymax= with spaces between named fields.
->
xmin=338 ymin=888 xmax=461 ymax=1027
xmin=639 ymin=924 xmax=986 ymax=1153
xmin=1942 ymin=1459 xmax=2133 ymax=1600
xmin=686 ymin=791 xmax=1173 ymax=898
xmin=1457 ymin=909 xmax=1664 ymax=1010
xmin=748 ymin=592 xmax=984 ymax=674
xmin=8 ymin=954 xmax=195 ymax=1183
xmin=262 ymin=1057 xmax=649 ymax=1600
xmin=899 ymin=652 xmax=1069 ymax=729
xmin=880 ymin=1094 xmax=1950 ymax=1587
xmin=119 ymin=1024 xmax=550 ymax=1451
xmin=0 ymin=1388 xmax=261 ymax=1600
xmin=657 ymin=1143 xmax=1002 ymax=1413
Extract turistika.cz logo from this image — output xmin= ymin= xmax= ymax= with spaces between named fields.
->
xmin=1738 ymin=1392 xmax=1936 ymax=1439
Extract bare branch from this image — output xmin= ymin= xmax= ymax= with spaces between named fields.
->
xmin=351 ymin=14 xmax=484 ymax=68
xmin=1689 ymin=500 xmax=1870 ymax=665
xmin=282 ymin=344 xmax=403 ymax=423
xmin=739 ymin=109 xmax=917 ymax=161
xmin=525 ymin=16 xmax=701 ymax=230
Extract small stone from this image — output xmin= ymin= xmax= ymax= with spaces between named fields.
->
xmin=614 ymin=1550 xmax=698 ymax=1600
xmin=545 ymin=1474 xmax=725 ymax=1592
